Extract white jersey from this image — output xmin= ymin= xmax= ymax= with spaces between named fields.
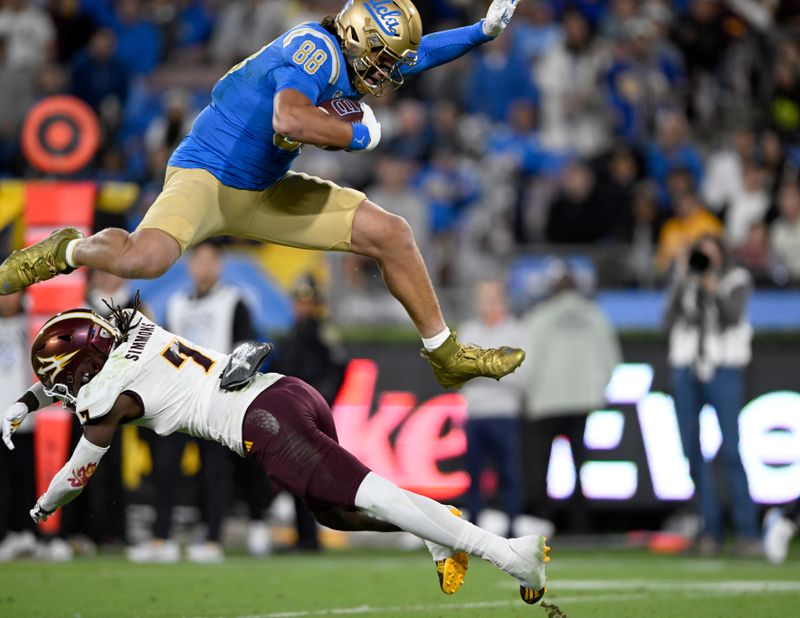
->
xmin=74 ymin=311 xmax=282 ymax=455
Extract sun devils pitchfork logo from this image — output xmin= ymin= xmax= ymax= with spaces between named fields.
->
xmin=35 ymin=350 xmax=80 ymax=383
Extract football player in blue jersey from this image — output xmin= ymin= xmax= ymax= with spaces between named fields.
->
xmin=0 ymin=0 xmax=525 ymax=390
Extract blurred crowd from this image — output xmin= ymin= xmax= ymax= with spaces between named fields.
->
xmin=0 ymin=0 xmax=799 ymax=291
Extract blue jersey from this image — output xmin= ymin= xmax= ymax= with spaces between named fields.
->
xmin=170 ymin=21 xmax=490 ymax=191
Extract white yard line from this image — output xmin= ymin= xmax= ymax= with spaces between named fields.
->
xmin=497 ymin=579 xmax=800 ymax=593
xmin=186 ymin=593 xmax=647 ymax=618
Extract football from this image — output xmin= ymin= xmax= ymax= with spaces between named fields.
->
xmin=317 ymin=97 xmax=363 ymax=150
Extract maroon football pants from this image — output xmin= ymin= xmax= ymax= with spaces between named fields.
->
xmin=241 ymin=376 xmax=370 ymax=510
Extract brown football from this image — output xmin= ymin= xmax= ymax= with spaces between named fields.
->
xmin=318 ymin=97 xmax=363 ymax=122
xmin=317 ymin=98 xmax=363 ymax=151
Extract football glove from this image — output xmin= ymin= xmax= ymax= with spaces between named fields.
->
xmin=483 ymin=0 xmax=520 ymax=38
xmin=30 ymin=500 xmax=53 ymax=524
xmin=2 ymin=401 xmax=28 ymax=451
xmin=348 ymin=102 xmax=381 ymax=152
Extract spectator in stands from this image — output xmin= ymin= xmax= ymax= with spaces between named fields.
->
xmin=511 ymin=0 xmax=560 ymax=64
xmin=271 ymin=275 xmax=348 ymax=552
xmin=365 ymin=154 xmax=429 ymax=261
xmin=593 ymin=141 xmax=643 ymax=234
xmin=546 ymin=161 xmax=618 ymax=243
xmin=664 ymin=234 xmax=761 ymax=557
xmin=671 ymin=0 xmax=731 ymax=129
xmin=600 ymin=0 xmax=640 ymax=40
xmin=760 ymin=130 xmax=793 ymax=200
xmin=70 ymin=28 xmax=129 ymax=113
xmin=144 ymin=88 xmax=196 ymax=158
xmin=458 ymin=280 xmax=524 ymax=536
xmin=0 ymin=36 xmax=33 ymax=175
xmin=733 ymin=221 xmax=773 ymax=286
xmin=0 ymin=0 xmax=54 ymax=70
xmin=770 ymin=183 xmax=800 ymax=282
xmin=521 ymin=262 xmax=621 ymax=532
xmin=48 ymin=0 xmax=96 ymax=64
xmin=605 ymin=16 xmax=684 ymax=143
xmin=768 ymin=53 xmax=800 ymax=144
xmin=701 ymin=129 xmax=757 ymax=213
xmin=645 ymin=111 xmax=704 ymax=201
xmin=210 ymin=0 xmax=288 ymax=66
xmin=656 ymin=192 xmax=722 ymax=273
xmin=385 ymin=99 xmax=431 ymax=163
xmin=622 ymin=181 xmax=662 ymax=287
xmin=487 ymin=99 xmax=566 ymax=179
xmin=148 ymin=0 xmax=213 ymax=62
xmin=723 ymin=160 xmax=769 ymax=250
xmin=464 ymin=22 xmax=537 ymax=122
xmin=112 ymin=0 xmax=162 ymax=75
xmin=537 ymin=7 xmax=610 ymax=157
xmin=0 ymin=291 xmax=38 ymax=562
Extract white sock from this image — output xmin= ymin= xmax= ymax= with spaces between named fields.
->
xmin=65 ymin=239 xmax=82 ymax=269
xmin=421 ymin=327 xmax=451 ymax=352
xmin=355 ymin=472 xmax=515 ymax=573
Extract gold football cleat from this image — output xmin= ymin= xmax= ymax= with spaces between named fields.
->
xmin=519 ymin=542 xmax=550 ymax=606
xmin=436 ymin=550 xmax=469 ymax=595
xmin=421 ymin=332 xmax=526 ymax=390
xmin=0 ymin=227 xmax=82 ymax=295
xmin=434 ymin=507 xmax=469 ymax=595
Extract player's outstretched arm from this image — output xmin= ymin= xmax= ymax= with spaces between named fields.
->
xmin=30 ymin=393 xmax=142 ymax=523
xmin=273 ymin=89 xmax=380 ymax=151
xmin=2 ymin=382 xmax=54 ymax=450
xmin=402 ymin=0 xmax=521 ymax=77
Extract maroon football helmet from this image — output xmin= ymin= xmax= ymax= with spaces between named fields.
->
xmin=31 ymin=309 xmax=122 ymax=406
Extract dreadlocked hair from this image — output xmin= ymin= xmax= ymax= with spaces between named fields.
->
xmin=102 ymin=290 xmax=142 ymax=342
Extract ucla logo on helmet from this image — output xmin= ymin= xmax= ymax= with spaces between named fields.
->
xmin=365 ymin=0 xmax=402 ymax=37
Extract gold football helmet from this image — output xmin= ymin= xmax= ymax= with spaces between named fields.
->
xmin=335 ymin=0 xmax=422 ymax=96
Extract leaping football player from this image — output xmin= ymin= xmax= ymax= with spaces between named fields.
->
xmin=0 ymin=0 xmax=525 ymax=390
xmin=2 ymin=303 xmax=549 ymax=604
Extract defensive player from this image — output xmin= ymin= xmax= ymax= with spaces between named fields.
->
xmin=0 ymin=0 xmax=525 ymax=390
xmin=2 ymin=303 xmax=549 ymax=604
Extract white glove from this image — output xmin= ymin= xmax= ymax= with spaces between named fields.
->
xmin=3 ymin=401 xmax=29 ymax=451
xmin=30 ymin=500 xmax=52 ymax=524
xmin=483 ymin=0 xmax=520 ymax=38
xmin=353 ymin=102 xmax=382 ymax=152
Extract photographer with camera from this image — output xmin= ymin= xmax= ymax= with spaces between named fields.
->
xmin=664 ymin=234 xmax=761 ymax=558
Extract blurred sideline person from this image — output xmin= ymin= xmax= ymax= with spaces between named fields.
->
xmin=0 ymin=292 xmax=38 ymax=561
xmin=270 ymin=275 xmax=348 ymax=551
xmin=0 ymin=0 xmax=527 ymax=393
xmin=664 ymin=235 xmax=761 ymax=558
xmin=128 ymin=241 xmax=264 ymax=563
xmin=458 ymin=280 xmax=524 ymax=536
xmin=3 ymin=303 xmax=550 ymax=606
xmin=521 ymin=264 xmax=621 ymax=532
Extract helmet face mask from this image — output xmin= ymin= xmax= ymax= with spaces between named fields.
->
xmin=31 ymin=310 xmax=122 ymax=407
xmin=335 ymin=0 xmax=422 ymax=96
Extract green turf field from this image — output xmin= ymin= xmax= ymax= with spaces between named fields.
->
xmin=2 ymin=546 xmax=799 ymax=618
